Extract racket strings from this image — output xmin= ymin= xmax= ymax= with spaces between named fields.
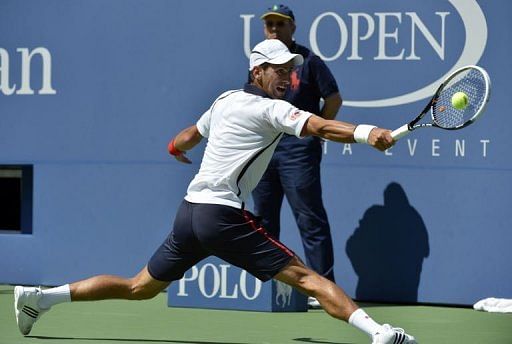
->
xmin=433 ymin=69 xmax=487 ymax=129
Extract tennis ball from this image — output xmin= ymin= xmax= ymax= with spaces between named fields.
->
xmin=451 ymin=92 xmax=469 ymax=110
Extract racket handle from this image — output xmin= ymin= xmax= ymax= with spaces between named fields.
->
xmin=391 ymin=124 xmax=410 ymax=141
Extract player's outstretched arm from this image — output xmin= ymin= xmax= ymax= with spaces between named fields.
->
xmin=168 ymin=125 xmax=203 ymax=164
xmin=301 ymin=114 xmax=394 ymax=152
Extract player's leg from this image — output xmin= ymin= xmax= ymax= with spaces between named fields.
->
xmin=15 ymin=200 xmax=207 ymax=336
xmin=202 ymin=206 xmax=345 ymax=319
xmin=251 ymin=159 xmax=284 ymax=238
xmin=69 ymin=266 xmax=169 ymax=301
xmin=14 ymin=266 xmax=169 ymax=336
xmin=68 ymin=200 xmax=207 ymax=301
xmin=274 ymin=256 xmax=355 ymax=320
xmin=274 ymin=257 xmax=417 ymax=343
xmin=204 ymin=207 xmax=416 ymax=343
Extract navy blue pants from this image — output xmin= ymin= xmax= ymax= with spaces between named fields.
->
xmin=252 ymin=135 xmax=335 ymax=282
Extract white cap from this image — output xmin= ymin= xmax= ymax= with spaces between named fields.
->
xmin=249 ymin=39 xmax=304 ymax=71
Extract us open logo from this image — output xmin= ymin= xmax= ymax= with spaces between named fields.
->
xmin=241 ymin=0 xmax=487 ymax=108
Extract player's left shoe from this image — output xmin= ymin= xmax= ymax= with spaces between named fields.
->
xmin=14 ymin=286 xmax=48 ymax=336
xmin=372 ymin=324 xmax=417 ymax=344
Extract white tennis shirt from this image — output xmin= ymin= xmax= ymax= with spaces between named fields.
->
xmin=185 ymin=84 xmax=313 ymax=209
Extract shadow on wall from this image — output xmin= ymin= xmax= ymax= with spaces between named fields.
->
xmin=345 ymin=182 xmax=429 ymax=303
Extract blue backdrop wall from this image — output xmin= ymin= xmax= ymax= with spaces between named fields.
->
xmin=0 ymin=0 xmax=510 ymax=306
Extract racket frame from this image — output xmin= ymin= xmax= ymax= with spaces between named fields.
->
xmin=391 ymin=65 xmax=491 ymax=140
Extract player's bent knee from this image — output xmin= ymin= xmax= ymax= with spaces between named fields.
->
xmin=129 ymin=283 xmax=160 ymax=300
xmin=129 ymin=278 xmax=163 ymax=300
xmin=127 ymin=266 xmax=168 ymax=300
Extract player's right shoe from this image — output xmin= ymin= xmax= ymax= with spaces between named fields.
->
xmin=308 ymin=296 xmax=321 ymax=309
xmin=14 ymin=286 xmax=48 ymax=336
xmin=372 ymin=324 xmax=417 ymax=344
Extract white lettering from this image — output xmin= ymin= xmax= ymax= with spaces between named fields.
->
xmin=17 ymin=47 xmax=56 ymax=95
xmin=375 ymin=13 xmax=404 ymax=60
xmin=348 ymin=13 xmax=375 ymax=60
xmin=243 ymin=10 xmax=452 ymax=66
xmin=329 ymin=138 xmax=489 ymax=158
xmin=342 ymin=144 xmax=353 ymax=155
xmin=177 ymin=266 xmax=198 ymax=297
xmin=310 ymin=12 xmax=348 ymax=61
xmin=219 ymin=264 xmax=238 ymax=299
xmin=240 ymin=15 xmax=255 ymax=59
xmin=198 ymin=263 xmax=220 ymax=298
xmin=480 ymin=139 xmax=490 ymax=157
xmin=455 ymin=139 xmax=465 ymax=157
xmin=407 ymin=139 xmax=418 ymax=156
xmin=432 ymin=139 xmax=440 ymax=156
xmin=176 ymin=264 xmax=262 ymax=300
xmin=406 ymin=12 xmax=449 ymax=60
xmin=0 ymin=48 xmax=16 ymax=95
xmin=239 ymin=270 xmax=262 ymax=300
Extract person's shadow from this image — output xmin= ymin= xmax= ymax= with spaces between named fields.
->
xmin=345 ymin=182 xmax=429 ymax=303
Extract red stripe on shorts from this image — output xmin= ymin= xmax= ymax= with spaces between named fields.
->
xmin=243 ymin=211 xmax=294 ymax=257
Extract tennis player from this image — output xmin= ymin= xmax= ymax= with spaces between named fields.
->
xmin=14 ymin=39 xmax=416 ymax=344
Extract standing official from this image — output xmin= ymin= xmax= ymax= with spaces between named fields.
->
xmin=252 ymin=4 xmax=341 ymax=307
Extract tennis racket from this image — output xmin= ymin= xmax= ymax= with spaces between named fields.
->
xmin=391 ymin=65 xmax=491 ymax=140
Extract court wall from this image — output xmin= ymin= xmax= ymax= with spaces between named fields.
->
xmin=0 ymin=0 xmax=510 ymax=305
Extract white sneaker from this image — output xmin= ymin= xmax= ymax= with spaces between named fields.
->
xmin=308 ymin=296 xmax=321 ymax=309
xmin=14 ymin=286 xmax=48 ymax=336
xmin=372 ymin=324 xmax=417 ymax=344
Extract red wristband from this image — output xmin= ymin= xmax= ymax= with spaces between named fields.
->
xmin=168 ymin=138 xmax=183 ymax=156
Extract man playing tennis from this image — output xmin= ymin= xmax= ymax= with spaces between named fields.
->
xmin=14 ymin=39 xmax=416 ymax=344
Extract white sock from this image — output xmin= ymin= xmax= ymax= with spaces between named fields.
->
xmin=38 ymin=284 xmax=71 ymax=309
xmin=348 ymin=308 xmax=382 ymax=337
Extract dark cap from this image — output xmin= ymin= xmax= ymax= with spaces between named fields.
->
xmin=261 ymin=4 xmax=295 ymax=21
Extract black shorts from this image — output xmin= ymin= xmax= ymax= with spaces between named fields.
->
xmin=147 ymin=200 xmax=295 ymax=282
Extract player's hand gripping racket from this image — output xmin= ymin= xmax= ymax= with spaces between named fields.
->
xmin=391 ymin=65 xmax=491 ymax=141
